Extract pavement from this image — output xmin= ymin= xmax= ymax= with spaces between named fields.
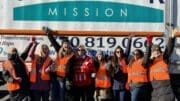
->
xmin=0 ymin=84 xmax=9 ymax=101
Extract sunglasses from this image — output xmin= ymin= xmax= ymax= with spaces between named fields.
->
xmin=116 ymin=50 xmax=122 ymax=53
xmin=78 ymin=49 xmax=85 ymax=51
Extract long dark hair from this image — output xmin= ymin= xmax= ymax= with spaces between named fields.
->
xmin=112 ymin=46 xmax=125 ymax=64
xmin=94 ymin=51 xmax=110 ymax=71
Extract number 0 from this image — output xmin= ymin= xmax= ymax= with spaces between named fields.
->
xmin=70 ymin=37 xmax=80 ymax=47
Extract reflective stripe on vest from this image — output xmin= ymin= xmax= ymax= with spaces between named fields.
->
xmin=56 ymin=65 xmax=66 ymax=77
xmin=2 ymin=61 xmax=21 ymax=91
xmin=74 ymin=72 xmax=92 ymax=86
xmin=95 ymin=63 xmax=111 ymax=88
xmin=128 ymin=59 xmax=148 ymax=83
xmin=30 ymin=56 xmax=52 ymax=83
xmin=150 ymin=60 xmax=170 ymax=81
xmin=56 ymin=53 xmax=74 ymax=77
xmin=73 ymin=56 xmax=94 ymax=87
xmin=129 ymin=71 xmax=147 ymax=76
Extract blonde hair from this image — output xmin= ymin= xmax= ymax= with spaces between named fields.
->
xmin=78 ymin=45 xmax=86 ymax=50
xmin=34 ymin=43 xmax=49 ymax=57
xmin=58 ymin=46 xmax=73 ymax=58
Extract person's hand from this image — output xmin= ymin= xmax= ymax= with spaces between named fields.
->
xmin=42 ymin=26 xmax=51 ymax=34
xmin=171 ymin=28 xmax=178 ymax=38
xmin=146 ymin=34 xmax=153 ymax=45
xmin=125 ymin=83 xmax=130 ymax=90
xmin=30 ymin=37 xmax=39 ymax=45
xmin=48 ymin=62 xmax=56 ymax=72
xmin=31 ymin=37 xmax=37 ymax=44
xmin=150 ymin=50 xmax=157 ymax=59
xmin=91 ymin=73 xmax=96 ymax=78
xmin=31 ymin=37 xmax=36 ymax=42
xmin=65 ymin=80 xmax=72 ymax=91
xmin=14 ymin=77 xmax=22 ymax=83
xmin=45 ymin=67 xmax=50 ymax=73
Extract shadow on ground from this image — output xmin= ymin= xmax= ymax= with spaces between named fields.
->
xmin=0 ymin=90 xmax=9 ymax=101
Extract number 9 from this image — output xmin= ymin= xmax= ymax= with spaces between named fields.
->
xmin=107 ymin=37 xmax=116 ymax=48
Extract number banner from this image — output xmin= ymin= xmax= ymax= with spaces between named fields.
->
xmin=0 ymin=35 xmax=166 ymax=61
xmin=0 ymin=0 xmax=165 ymax=35
xmin=2 ymin=35 xmax=180 ymax=73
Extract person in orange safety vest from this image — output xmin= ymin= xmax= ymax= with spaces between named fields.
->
xmin=44 ymin=27 xmax=75 ymax=101
xmin=2 ymin=43 xmax=33 ymax=101
xmin=149 ymin=31 xmax=176 ymax=101
xmin=94 ymin=50 xmax=113 ymax=101
xmin=54 ymin=39 xmax=75 ymax=101
xmin=28 ymin=38 xmax=53 ymax=101
xmin=127 ymin=35 xmax=152 ymax=101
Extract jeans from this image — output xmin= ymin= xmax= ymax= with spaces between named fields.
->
xmin=130 ymin=84 xmax=150 ymax=101
xmin=113 ymin=90 xmax=125 ymax=101
xmin=58 ymin=79 xmax=65 ymax=101
xmin=51 ymin=76 xmax=60 ymax=101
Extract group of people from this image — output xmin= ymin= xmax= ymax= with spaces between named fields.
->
xmin=1 ymin=28 xmax=179 ymax=101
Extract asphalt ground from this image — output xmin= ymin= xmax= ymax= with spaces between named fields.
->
xmin=0 ymin=84 xmax=10 ymax=101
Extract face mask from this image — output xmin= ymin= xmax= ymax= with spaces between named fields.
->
xmin=8 ymin=53 xmax=18 ymax=60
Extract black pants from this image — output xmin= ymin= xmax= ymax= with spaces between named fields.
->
xmin=73 ymin=86 xmax=95 ymax=101
xmin=31 ymin=90 xmax=49 ymax=101
xmin=170 ymin=74 xmax=180 ymax=101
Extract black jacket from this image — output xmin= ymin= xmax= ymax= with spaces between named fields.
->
xmin=2 ymin=43 xmax=33 ymax=90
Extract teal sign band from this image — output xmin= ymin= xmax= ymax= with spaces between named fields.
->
xmin=14 ymin=1 xmax=163 ymax=22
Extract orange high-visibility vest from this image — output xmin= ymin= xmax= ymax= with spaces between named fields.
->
xmin=2 ymin=59 xmax=26 ymax=91
xmin=55 ymin=53 xmax=74 ymax=77
xmin=95 ymin=63 xmax=111 ymax=88
xmin=119 ymin=58 xmax=128 ymax=73
xmin=127 ymin=59 xmax=148 ymax=83
xmin=150 ymin=56 xmax=170 ymax=81
xmin=30 ymin=56 xmax=52 ymax=83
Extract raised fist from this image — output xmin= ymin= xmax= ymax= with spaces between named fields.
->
xmin=146 ymin=35 xmax=153 ymax=44
xmin=31 ymin=37 xmax=36 ymax=42
xmin=171 ymin=28 xmax=178 ymax=38
xmin=42 ymin=26 xmax=51 ymax=33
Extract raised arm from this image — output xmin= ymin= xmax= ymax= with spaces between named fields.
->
xmin=163 ymin=29 xmax=176 ymax=63
xmin=124 ymin=35 xmax=132 ymax=58
xmin=43 ymin=27 xmax=61 ymax=52
xmin=143 ymin=35 xmax=152 ymax=68
xmin=20 ymin=41 xmax=34 ymax=60
xmin=28 ymin=37 xmax=38 ymax=59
